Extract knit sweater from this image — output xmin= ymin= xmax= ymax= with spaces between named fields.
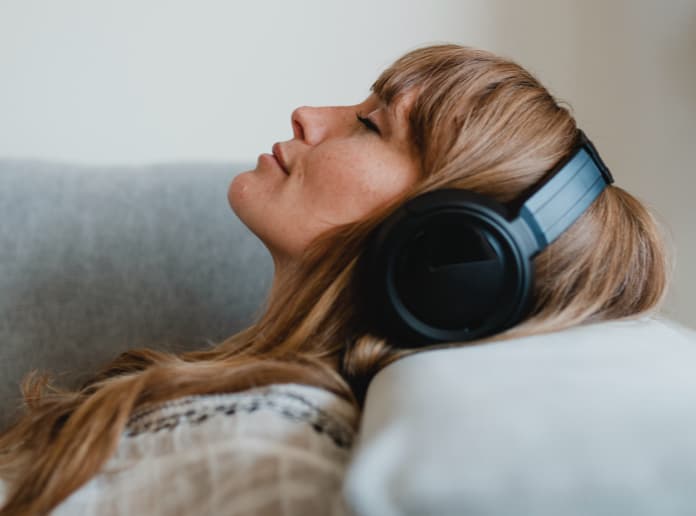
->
xmin=0 ymin=383 xmax=359 ymax=515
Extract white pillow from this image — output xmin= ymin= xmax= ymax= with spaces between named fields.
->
xmin=343 ymin=316 xmax=696 ymax=516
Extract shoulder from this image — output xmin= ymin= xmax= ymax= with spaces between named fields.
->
xmin=51 ymin=384 xmax=359 ymax=515
xmin=125 ymin=382 xmax=357 ymax=437
xmin=118 ymin=383 xmax=358 ymax=458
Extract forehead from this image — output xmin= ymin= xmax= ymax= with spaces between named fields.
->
xmin=370 ymin=88 xmax=416 ymax=114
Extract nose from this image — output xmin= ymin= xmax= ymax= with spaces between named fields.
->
xmin=291 ymin=105 xmax=345 ymax=145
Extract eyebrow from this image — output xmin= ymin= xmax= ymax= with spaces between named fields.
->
xmin=370 ymin=92 xmax=406 ymax=141
xmin=383 ymin=102 xmax=407 ymax=142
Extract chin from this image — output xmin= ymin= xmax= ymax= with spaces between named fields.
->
xmin=227 ymin=173 xmax=249 ymax=214
xmin=227 ymin=174 xmax=268 ymax=246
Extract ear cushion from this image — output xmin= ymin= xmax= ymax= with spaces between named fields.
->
xmin=358 ymin=189 xmax=535 ymax=348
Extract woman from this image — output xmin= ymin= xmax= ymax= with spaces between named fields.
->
xmin=0 ymin=44 xmax=670 ymax=515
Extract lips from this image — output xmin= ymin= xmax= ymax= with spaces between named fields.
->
xmin=272 ymin=143 xmax=289 ymax=174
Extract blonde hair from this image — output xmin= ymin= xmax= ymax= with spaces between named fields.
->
xmin=0 ymin=44 xmax=672 ymax=515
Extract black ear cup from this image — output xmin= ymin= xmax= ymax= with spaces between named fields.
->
xmin=358 ymin=189 xmax=535 ymax=348
xmin=356 ymin=131 xmax=613 ymax=349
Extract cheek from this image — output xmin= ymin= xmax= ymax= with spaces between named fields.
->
xmin=304 ymin=151 xmax=405 ymax=224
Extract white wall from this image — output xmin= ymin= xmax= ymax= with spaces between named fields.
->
xmin=1 ymin=0 xmax=694 ymax=327
xmin=0 ymin=0 xmax=492 ymax=164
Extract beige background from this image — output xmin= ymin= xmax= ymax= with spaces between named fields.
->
xmin=1 ymin=0 xmax=693 ymax=327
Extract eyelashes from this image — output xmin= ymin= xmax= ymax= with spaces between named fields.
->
xmin=356 ymin=113 xmax=381 ymax=135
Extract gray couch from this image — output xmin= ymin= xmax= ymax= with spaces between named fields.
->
xmin=0 ymin=159 xmax=272 ymax=431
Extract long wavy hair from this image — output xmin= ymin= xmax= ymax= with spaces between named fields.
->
xmin=0 ymin=44 xmax=672 ymax=515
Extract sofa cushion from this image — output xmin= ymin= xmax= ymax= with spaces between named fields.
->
xmin=0 ymin=159 xmax=270 ymax=430
xmin=343 ymin=316 xmax=696 ymax=516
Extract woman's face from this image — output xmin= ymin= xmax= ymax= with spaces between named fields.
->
xmin=227 ymin=90 xmax=421 ymax=271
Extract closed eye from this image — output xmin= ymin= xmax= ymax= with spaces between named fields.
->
xmin=356 ymin=113 xmax=381 ymax=136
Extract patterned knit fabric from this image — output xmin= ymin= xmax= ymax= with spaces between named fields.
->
xmin=2 ymin=383 xmax=358 ymax=515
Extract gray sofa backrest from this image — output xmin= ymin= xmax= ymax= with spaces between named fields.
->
xmin=0 ymin=159 xmax=272 ymax=430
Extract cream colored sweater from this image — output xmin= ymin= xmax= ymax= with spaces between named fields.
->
xmin=1 ymin=383 xmax=358 ymax=515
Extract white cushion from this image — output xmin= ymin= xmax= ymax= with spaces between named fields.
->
xmin=343 ymin=316 xmax=696 ymax=516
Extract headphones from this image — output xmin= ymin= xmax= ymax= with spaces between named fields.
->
xmin=357 ymin=129 xmax=615 ymax=349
